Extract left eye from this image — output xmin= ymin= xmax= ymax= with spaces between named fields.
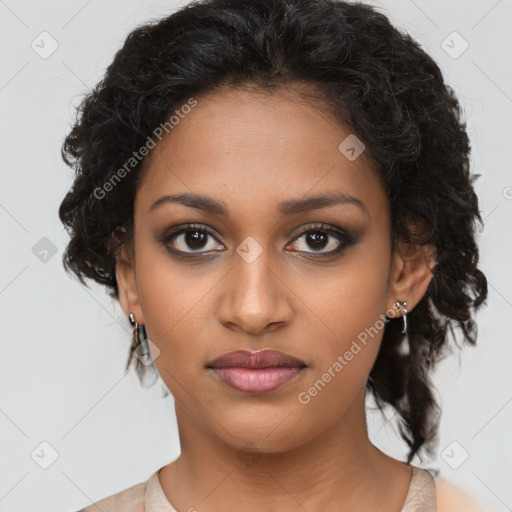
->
xmin=288 ymin=227 xmax=348 ymax=254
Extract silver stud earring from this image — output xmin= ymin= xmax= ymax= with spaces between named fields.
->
xmin=394 ymin=300 xmax=410 ymax=356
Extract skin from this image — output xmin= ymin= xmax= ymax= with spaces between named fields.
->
xmin=115 ymin=85 xmax=436 ymax=512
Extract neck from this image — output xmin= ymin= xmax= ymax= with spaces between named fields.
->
xmin=158 ymin=388 xmax=413 ymax=512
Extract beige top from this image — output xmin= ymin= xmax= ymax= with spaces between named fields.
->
xmin=76 ymin=464 xmax=436 ymax=511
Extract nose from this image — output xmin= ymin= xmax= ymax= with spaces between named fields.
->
xmin=217 ymin=251 xmax=294 ymax=336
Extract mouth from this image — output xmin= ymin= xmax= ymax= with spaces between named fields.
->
xmin=206 ymin=349 xmax=307 ymax=395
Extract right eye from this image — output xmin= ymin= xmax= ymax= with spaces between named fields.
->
xmin=162 ymin=224 xmax=225 ymax=255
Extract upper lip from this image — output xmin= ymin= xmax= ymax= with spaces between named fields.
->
xmin=207 ymin=349 xmax=307 ymax=369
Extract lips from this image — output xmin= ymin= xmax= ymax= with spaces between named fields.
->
xmin=207 ymin=349 xmax=306 ymax=369
xmin=206 ymin=349 xmax=307 ymax=394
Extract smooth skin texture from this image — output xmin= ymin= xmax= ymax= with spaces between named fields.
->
xmin=115 ymin=85 xmax=461 ymax=511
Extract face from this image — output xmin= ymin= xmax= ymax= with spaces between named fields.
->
xmin=116 ymin=85 xmax=433 ymax=453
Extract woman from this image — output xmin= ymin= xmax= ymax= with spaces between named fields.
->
xmin=59 ymin=0 xmax=488 ymax=510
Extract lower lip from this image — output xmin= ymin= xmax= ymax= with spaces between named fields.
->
xmin=210 ymin=367 xmax=304 ymax=394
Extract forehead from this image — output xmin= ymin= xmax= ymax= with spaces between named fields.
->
xmin=136 ymin=86 xmax=388 ymax=222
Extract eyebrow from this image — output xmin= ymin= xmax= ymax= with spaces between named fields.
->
xmin=149 ymin=191 xmax=367 ymax=216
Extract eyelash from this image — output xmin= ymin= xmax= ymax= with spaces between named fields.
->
xmin=160 ymin=222 xmax=357 ymax=259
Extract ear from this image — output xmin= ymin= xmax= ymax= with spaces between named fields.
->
xmin=115 ymin=242 xmax=144 ymax=325
xmin=386 ymin=238 xmax=436 ymax=316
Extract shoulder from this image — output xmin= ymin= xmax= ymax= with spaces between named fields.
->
xmin=435 ymin=477 xmax=484 ymax=512
xmin=75 ymin=480 xmax=146 ymax=512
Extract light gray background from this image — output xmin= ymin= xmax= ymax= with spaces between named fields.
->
xmin=0 ymin=1 xmax=510 ymax=511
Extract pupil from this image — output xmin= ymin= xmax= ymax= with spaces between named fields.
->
xmin=186 ymin=230 xmax=207 ymax=250
xmin=308 ymin=232 xmax=327 ymax=250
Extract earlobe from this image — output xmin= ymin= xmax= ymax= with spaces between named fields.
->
xmin=387 ymin=241 xmax=436 ymax=314
xmin=115 ymin=243 xmax=143 ymax=323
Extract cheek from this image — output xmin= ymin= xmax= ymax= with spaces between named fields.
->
xmin=290 ymin=309 xmax=386 ymax=437
xmin=294 ymin=244 xmax=391 ymax=399
xmin=302 ymin=242 xmax=391 ymax=353
xmin=133 ymin=246 xmax=217 ymax=381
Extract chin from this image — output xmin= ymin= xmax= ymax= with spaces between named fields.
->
xmin=212 ymin=414 xmax=312 ymax=455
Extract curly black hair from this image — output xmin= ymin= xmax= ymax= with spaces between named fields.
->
xmin=58 ymin=0 xmax=488 ymax=465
